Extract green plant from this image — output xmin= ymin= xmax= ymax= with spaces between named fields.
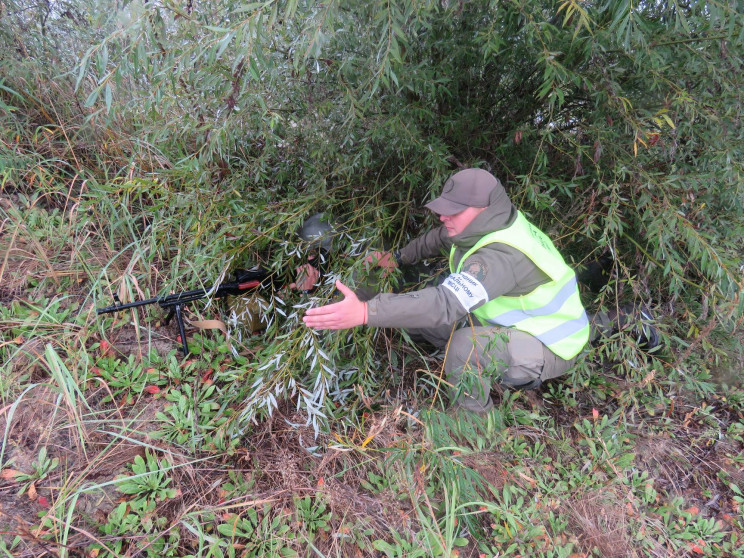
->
xmin=220 ymin=470 xmax=256 ymax=500
xmin=12 ymin=446 xmax=59 ymax=496
xmin=217 ymin=506 xmax=296 ymax=557
xmin=91 ymin=498 xmax=181 ymax=558
xmin=360 ymin=470 xmax=395 ymax=494
xmin=91 ymin=354 xmax=164 ymax=404
xmin=336 ymin=521 xmax=376 ymax=552
xmin=294 ymin=495 xmax=332 ymax=537
xmin=0 ymin=536 xmax=21 ymax=558
xmin=152 ymin=382 xmax=229 ymax=451
xmin=115 ymin=452 xmax=178 ymax=501
xmin=373 ymin=529 xmax=429 ymax=558
xmin=572 ymin=411 xmax=636 ymax=480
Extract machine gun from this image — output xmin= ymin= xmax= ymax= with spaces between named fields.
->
xmin=96 ymin=268 xmax=272 ymax=357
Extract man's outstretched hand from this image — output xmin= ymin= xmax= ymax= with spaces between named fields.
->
xmin=303 ymin=281 xmax=367 ymax=330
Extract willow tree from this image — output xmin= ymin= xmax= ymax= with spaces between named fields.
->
xmin=1 ymin=0 xmax=742 ymax=427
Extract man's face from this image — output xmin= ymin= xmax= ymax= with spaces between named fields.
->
xmin=439 ymin=206 xmax=486 ymax=236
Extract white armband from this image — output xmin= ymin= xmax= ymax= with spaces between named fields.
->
xmin=442 ymin=272 xmax=488 ymax=311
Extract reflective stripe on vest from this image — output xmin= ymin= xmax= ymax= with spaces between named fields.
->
xmin=450 ymin=211 xmax=589 ymax=360
xmin=493 ymin=275 xmax=579 ymax=326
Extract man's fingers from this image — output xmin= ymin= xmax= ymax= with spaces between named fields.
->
xmin=304 ymin=316 xmax=344 ymax=329
xmin=303 ymin=311 xmax=344 ymax=328
xmin=302 ymin=282 xmax=365 ymax=330
xmin=305 ymin=302 xmax=343 ymax=316
xmin=334 ymin=280 xmax=355 ymax=298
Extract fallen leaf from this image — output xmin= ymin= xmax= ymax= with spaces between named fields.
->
xmin=144 ymin=385 xmax=161 ymax=394
xmin=517 ymin=471 xmax=537 ymax=488
xmin=38 ymin=496 xmax=50 ymax=508
xmin=28 ymin=482 xmax=37 ymax=501
xmin=0 ymin=469 xmax=21 ymax=480
xmin=626 ymin=501 xmax=635 ymax=516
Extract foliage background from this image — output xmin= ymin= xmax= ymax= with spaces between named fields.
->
xmin=0 ymin=0 xmax=743 ymax=556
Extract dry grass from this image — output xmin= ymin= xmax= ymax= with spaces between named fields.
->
xmin=634 ymin=432 xmax=694 ymax=494
xmin=459 ymin=451 xmax=511 ymax=493
xmin=245 ymin=406 xmax=416 ymax=538
xmin=564 ymin=489 xmax=633 ymax=558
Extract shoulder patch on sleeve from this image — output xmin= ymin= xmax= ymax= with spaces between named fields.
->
xmin=463 ymin=258 xmax=489 ymax=282
xmin=442 ymin=272 xmax=489 ymax=312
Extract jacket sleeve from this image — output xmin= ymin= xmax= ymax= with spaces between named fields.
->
xmin=366 ymin=243 xmax=546 ymax=330
xmin=397 ymin=227 xmax=452 ymax=265
xmin=366 ymin=285 xmax=470 ymax=329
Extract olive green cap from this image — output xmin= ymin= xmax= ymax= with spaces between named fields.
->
xmin=425 ymin=169 xmax=502 ymax=216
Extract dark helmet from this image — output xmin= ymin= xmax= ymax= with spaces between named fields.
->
xmin=299 ymin=213 xmax=337 ymax=252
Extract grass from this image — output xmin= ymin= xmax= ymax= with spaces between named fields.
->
xmin=3 ymin=1 xmax=744 ymax=552
xmin=1 ymin=185 xmax=743 ymax=558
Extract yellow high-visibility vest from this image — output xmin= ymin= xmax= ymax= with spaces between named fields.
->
xmin=450 ymin=211 xmax=589 ymax=360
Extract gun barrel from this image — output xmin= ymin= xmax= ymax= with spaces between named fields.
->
xmin=96 ymin=296 xmax=160 ymax=314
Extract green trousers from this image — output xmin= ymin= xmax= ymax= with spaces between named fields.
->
xmin=407 ymin=322 xmax=575 ymax=413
